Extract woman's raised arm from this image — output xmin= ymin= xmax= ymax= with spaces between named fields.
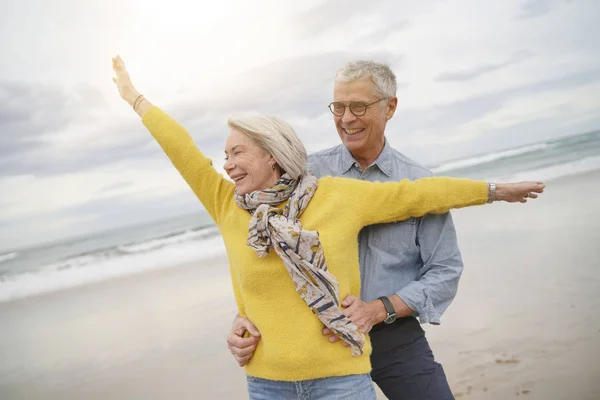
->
xmin=111 ymin=55 xmax=234 ymax=223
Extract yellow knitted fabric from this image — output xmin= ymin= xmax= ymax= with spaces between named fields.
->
xmin=142 ymin=106 xmax=488 ymax=381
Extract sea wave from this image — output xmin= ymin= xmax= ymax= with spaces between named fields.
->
xmin=488 ymin=155 xmax=600 ymax=182
xmin=0 ymin=252 xmax=18 ymax=263
xmin=118 ymin=226 xmax=220 ymax=254
xmin=430 ymin=143 xmax=549 ymax=174
xmin=0 ymin=236 xmax=226 ymax=303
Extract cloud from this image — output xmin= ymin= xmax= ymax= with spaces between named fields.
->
xmin=351 ymin=22 xmax=411 ymax=47
xmin=167 ymin=51 xmax=397 ymax=131
xmin=1 ymin=0 xmax=599 ymax=250
xmin=292 ymin=0 xmax=439 ymax=38
xmin=0 ymin=81 xmax=75 ymax=156
xmin=434 ymin=52 xmax=533 ymax=82
xmin=388 ymin=68 xmax=600 ymax=170
xmin=516 ymin=0 xmax=557 ymax=19
xmin=0 ymin=81 xmax=198 ymax=177
xmin=98 ymin=181 xmax=135 ymax=195
xmin=0 ymin=51 xmax=401 ymax=179
xmin=400 ymin=70 xmax=600 ymax=133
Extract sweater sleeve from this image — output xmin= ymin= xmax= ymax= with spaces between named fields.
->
xmin=328 ymin=176 xmax=489 ymax=227
xmin=141 ymin=106 xmax=234 ymax=224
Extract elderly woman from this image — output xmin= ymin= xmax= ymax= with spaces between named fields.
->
xmin=111 ymin=56 xmax=543 ymax=399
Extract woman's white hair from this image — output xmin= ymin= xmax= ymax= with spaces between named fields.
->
xmin=335 ymin=60 xmax=397 ymax=99
xmin=227 ymin=115 xmax=307 ymax=179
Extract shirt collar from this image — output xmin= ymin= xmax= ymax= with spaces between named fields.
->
xmin=340 ymin=139 xmax=393 ymax=177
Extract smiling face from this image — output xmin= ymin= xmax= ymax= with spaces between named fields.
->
xmin=333 ymin=79 xmax=397 ymax=167
xmin=223 ymin=128 xmax=280 ymax=195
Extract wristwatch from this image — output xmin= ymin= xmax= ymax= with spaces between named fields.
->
xmin=378 ymin=296 xmax=397 ymax=324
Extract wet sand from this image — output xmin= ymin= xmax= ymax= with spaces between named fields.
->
xmin=0 ymin=170 xmax=599 ymax=399
xmin=425 ymin=170 xmax=600 ymax=400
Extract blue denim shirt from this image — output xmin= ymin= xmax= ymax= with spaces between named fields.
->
xmin=307 ymin=141 xmax=463 ymax=324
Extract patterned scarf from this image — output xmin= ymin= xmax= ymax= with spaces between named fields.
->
xmin=234 ymin=172 xmax=365 ymax=356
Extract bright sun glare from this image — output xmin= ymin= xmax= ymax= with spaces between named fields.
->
xmin=126 ymin=0 xmax=284 ymax=82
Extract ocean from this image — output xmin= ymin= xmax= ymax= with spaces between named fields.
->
xmin=1 ymin=129 xmax=599 ymax=303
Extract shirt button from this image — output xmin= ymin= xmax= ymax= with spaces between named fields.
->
xmin=354 ymin=162 xmax=359 ymax=168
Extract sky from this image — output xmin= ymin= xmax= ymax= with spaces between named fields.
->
xmin=1 ymin=0 xmax=599 ymax=250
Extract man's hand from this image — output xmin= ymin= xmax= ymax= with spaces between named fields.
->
xmin=226 ymin=314 xmax=261 ymax=367
xmin=341 ymin=296 xmax=386 ymax=334
xmin=322 ymin=296 xmax=386 ymax=344
xmin=323 ymin=295 xmax=416 ymax=343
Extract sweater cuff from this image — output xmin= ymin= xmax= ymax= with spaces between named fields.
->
xmin=141 ymin=105 xmax=162 ymax=128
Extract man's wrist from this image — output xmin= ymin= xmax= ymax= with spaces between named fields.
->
xmin=389 ymin=294 xmax=415 ymax=318
xmin=370 ymin=299 xmax=388 ymax=324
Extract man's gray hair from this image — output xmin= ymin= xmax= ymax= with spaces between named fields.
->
xmin=227 ymin=115 xmax=307 ymax=179
xmin=335 ymin=60 xmax=397 ymax=99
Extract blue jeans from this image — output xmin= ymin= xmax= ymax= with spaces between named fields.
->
xmin=246 ymin=373 xmax=377 ymax=400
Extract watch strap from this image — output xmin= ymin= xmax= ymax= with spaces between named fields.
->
xmin=378 ymin=296 xmax=395 ymax=317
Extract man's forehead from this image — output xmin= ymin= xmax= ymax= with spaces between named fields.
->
xmin=333 ymin=79 xmax=377 ymax=101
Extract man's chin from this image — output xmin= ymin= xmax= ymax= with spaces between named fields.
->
xmin=343 ymin=137 xmax=366 ymax=151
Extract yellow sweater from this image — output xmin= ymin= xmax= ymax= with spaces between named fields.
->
xmin=142 ymin=107 xmax=489 ymax=381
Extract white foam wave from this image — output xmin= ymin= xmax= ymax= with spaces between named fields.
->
xmin=44 ymin=255 xmax=98 ymax=272
xmin=118 ymin=227 xmax=219 ymax=254
xmin=487 ymin=155 xmax=600 ymax=182
xmin=0 ymin=252 xmax=18 ymax=263
xmin=0 ymin=236 xmax=226 ymax=303
xmin=431 ymin=143 xmax=549 ymax=174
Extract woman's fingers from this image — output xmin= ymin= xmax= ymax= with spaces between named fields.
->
xmin=111 ymin=55 xmax=126 ymax=74
xmin=116 ymin=55 xmax=126 ymax=70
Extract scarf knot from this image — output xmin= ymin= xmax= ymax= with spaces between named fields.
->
xmin=248 ymin=203 xmax=283 ymax=258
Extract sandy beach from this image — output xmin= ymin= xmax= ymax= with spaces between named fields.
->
xmin=1 ymin=170 xmax=599 ymax=400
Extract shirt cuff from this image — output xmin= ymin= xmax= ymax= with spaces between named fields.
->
xmin=396 ymin=281 xmax=441 ymax=325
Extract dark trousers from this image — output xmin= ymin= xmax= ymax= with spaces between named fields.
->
xmin=369 ymin=317 xmax=455 ymax=400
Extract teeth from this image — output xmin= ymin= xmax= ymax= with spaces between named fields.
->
xmin=233 ymin=175 xmax=246 ymax=182
xmin=346 ymin=128 xmax=363 ymax=135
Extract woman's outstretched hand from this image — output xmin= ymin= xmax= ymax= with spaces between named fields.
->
xmin=112 ymin=55 xmax=139 ymax=106
xmin=112 ymin=55 xmax=151 ymax=116
xmin=495 ymin=181 xmax=545 ymax=203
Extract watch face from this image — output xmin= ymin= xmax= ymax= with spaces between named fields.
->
xmin=384 ymin=314 xmax=397 ymax=324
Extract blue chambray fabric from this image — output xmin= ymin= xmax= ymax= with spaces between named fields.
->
xmin=307 ymin=140 xmax=463 ymax=324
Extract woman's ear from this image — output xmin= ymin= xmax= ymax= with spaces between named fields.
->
xmin=268 ymin=155 xmax=279 ymax=171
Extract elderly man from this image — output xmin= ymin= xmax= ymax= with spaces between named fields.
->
xmin=228 ymin=61 xmax=459 ymax=399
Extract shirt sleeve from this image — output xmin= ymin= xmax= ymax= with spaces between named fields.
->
xmin=396 ymin=212 xmax=463 ymax=324
xmin=330 ymin=176 xmax=490 ymax=227
xmin=141 ymin=106 xmax=235 ymax=224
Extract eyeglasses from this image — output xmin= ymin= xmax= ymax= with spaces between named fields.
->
xmin=327 ymin=98 xmax=388 ymax=117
